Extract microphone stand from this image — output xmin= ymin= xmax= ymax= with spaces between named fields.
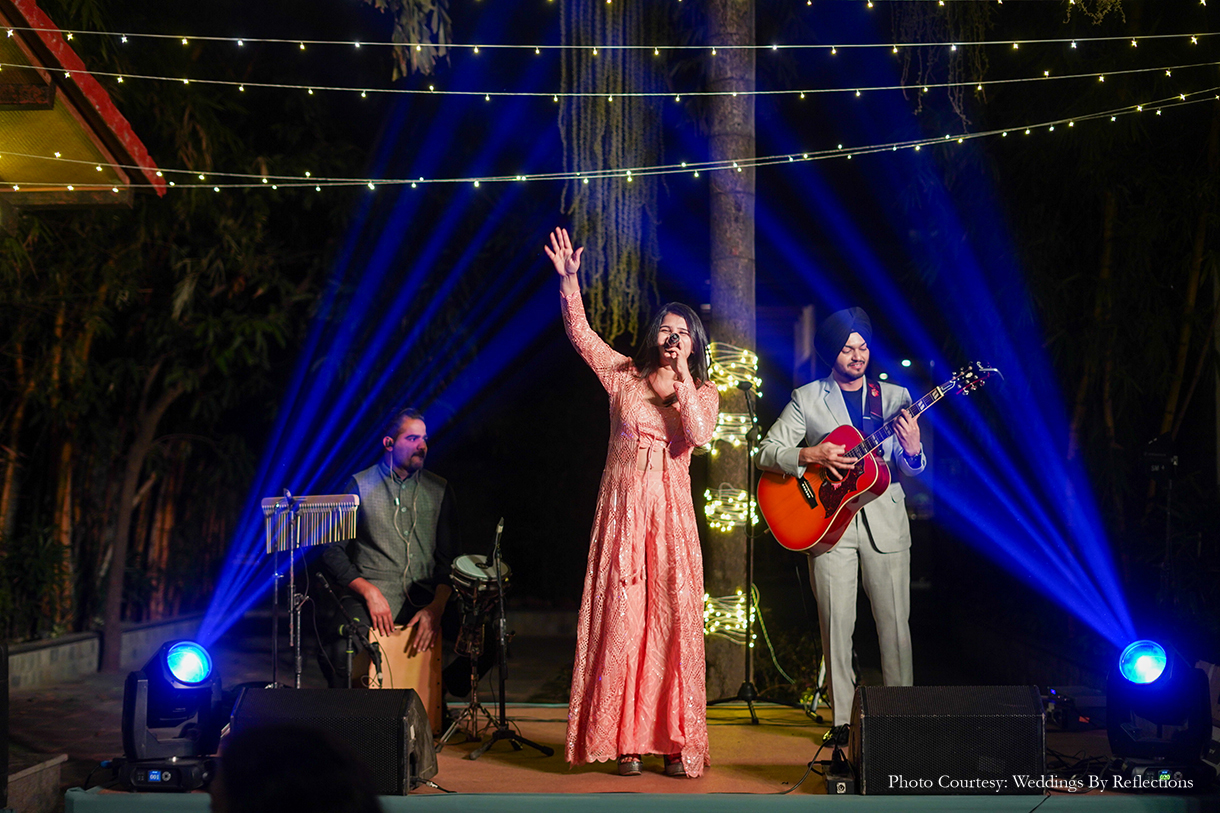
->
xmin=314 ymin=574 xmax=383 ymax=688
xmin=707 ymin=381 xmax=803 ymax=722
xmin=469 ymin=519 xmax=553 ymax=759
xmin=269 ymin=489 xmax=298 ymax=689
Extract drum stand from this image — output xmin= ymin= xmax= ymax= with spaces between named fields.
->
xmin=438 ymin=639 xmax=498 ymax=747
xmin=468 ymin=519 xmax=553 ymax=759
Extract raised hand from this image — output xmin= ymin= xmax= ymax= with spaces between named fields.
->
xmin=544 ymin=227 xmax=583 ymax=279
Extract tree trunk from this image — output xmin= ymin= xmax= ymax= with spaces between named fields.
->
xmin=43 ymin=281 xmax=108 ymax=627
xmin=0 ymin=346 xmax=33 ymax=551
xmin=148 ymin=452 xmax=183 ymax=620
xmin=704 ymin=0 xmax=756 ymax=701
xmin=49 ymin=438 xmax=75 ymax=628
xmin=1160 ymin=104 xmax=1220 ymax=438
xmin=1068 ymin=190 xmax=1117 ymax=461
xmin=101 ymin=365 xmax=187 ymax=672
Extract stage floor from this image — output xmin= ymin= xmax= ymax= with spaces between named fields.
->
xmin=432 ymin=702 xmax=831 ymax=794
xmin=60 ymin=703 xmax=1220 ymax=812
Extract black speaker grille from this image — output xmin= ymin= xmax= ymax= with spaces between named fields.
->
xmin=230 ymin=689 xmax=411 ymax=795
xmin=852 ymin=685 xmax=1045 ymax=795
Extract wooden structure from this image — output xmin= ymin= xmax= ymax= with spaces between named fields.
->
xmin=0 ymin=0 xmax=163 ymax=231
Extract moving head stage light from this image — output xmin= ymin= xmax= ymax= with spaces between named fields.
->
xmin=1107 ymin=639 xmax=1212 ymax=789
xmin=120 ymin=640 xmax=222 ymax=791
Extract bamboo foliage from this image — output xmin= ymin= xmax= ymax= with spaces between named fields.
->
xmin=360 ymin=0 xmax=452 ymax=79
xmin=559 ymin=1 xmax=664 ymax=344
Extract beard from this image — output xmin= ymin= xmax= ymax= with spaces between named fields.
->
xmin=836 ymin=361 xmax=866 ymax=381
xmin=400 ymin=450 xmax=426 ymax=473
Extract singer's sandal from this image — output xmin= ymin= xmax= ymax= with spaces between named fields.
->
xmin=618 ymin=755 xmax=643 ymax=776
xmin=663 ymin=754 xmax=686 ymax=777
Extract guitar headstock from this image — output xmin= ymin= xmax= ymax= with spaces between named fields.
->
xmin=945 ymin=361 xmax=1001 ymax=396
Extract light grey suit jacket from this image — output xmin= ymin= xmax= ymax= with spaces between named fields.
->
xmin=757 ymin=376 xmax=926 ymax=553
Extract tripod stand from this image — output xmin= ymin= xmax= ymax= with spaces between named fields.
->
xmin=439 ymin=637 xmax=498 ymax=747
xmin=469 ymin=519 xmax=553 ymax=759
xmin=708 ymin=382 xmax=802 ymax=723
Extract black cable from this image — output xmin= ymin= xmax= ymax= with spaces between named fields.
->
xmin=1025 ymin=793 xmax=1052 ymax=813
xmin=83 ymin=759 xmax=119 ymax=790
xmin=1044 ymin=746 xmax=1112 ymax=783
xmin=380 ymin=635 xmax=394 ymax=688
xmin=307 ymin=593 xmax=337 ymax=682
xmin=776 ymin=741 xmax=827 ymax=795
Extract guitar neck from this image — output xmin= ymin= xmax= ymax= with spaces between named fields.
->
xmin=850 ymin=380 xmax=951 ymax=459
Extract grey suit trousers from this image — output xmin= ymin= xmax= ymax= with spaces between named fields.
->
xmin=810 ymin=510 xmax=913 ymax=727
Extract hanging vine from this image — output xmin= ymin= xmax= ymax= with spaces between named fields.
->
xmin=893 ymin=3 xmax=994 ymax=125
xmin=559 ymin=1 xmax=664 ymax=343
xmin=1065 ymin=0 xmax=1125 ymax=25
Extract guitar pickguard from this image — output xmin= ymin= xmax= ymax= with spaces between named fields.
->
xmin=819 ymin=465 xmax=863 ymax=518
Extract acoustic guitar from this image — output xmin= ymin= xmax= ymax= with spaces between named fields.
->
xmin=758 ymin=362 xmax=998 ymax=554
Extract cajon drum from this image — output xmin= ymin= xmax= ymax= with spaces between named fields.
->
xmin=352 ymin=625 xmax=442 ymax=736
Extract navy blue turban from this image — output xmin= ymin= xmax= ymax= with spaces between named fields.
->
xmin=814 ymin=307 xmax=872 ymax=365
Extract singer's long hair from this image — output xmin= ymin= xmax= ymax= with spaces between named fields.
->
xmin=632 ymin=302 xmax=709 ymax=387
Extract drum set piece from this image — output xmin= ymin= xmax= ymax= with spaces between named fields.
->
xmin=440 ymin=523 xmax=552 ymax=758
xmin=441 ymin=551 xmax=511 ymax=745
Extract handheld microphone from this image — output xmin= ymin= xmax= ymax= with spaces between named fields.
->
xmin=665 ymin=333 xmax=680 ymax=348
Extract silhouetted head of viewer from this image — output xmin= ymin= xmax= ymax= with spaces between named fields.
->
xmin=210 ymin=723 xmax=383 ymax=813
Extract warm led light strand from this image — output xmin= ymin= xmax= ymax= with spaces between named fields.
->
xmin=4 ymin=23 xmax=1215 ymax=54
xmin=703 ymin=589 xmax=755 ymax=644
xmin=708 ymin=342 xmax=762 ymax=395
xmin=6 ymin=86 xmax=1213 ymax=192
xmin=704 ymin=485 xmax=758 ymax=533
xmin=9 ymin=57 xmax=1214 ymax=102
xmin=707 ymin=413 xmax=753 ymax=457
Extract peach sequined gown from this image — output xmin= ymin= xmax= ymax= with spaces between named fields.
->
xmin=561 ymin=291 xmax=719 ymax=778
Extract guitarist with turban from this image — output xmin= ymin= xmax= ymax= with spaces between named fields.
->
xmin=757 ymin=307 xmax=925 ymax=739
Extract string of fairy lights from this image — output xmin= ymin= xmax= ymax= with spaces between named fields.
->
xmin=702 ymin=585 xmax=796 ymax=684
xmin=5 ymin=22 xmax=1216 ymax=54
xmin=8 ymin=57 xmax=1214 ymax=101
xmin=704 ymin=485 xmax=759 ymax=533
xmin=708 ymin=343 xmax=762 ymax=395
xmin=2 ymin=37 xmax=1214 ymax=101
xmin=4 ymin=12 xmax=1214 ymax=195
xmin=703 ymin=588 xmax=753 ymax=645
xmin=703 ymin=341 xmax=762 ymax=533
xmin=3 ymin=85 xmax=1213 ymax=196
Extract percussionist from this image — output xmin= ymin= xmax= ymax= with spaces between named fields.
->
xmin=319 ymin=408 xmax=487 ymax=695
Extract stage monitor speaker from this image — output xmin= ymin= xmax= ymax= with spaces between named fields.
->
xmin=849 ymin=685 xmax=1045 ymax=795
xmin=229 ymin=688 xmax=437 ymax=795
